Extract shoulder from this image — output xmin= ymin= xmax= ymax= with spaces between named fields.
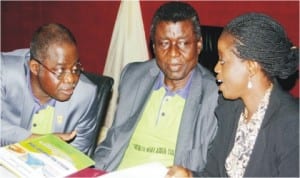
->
xmin=72 ymin=74 xmax=97 ymax=102
xmin=77 ymin=74 xmax=97 ymax=92
xmin=192 ymin=64 xmax=219 ymax=95
xmin=1 ymin=49 xmax=30 ymax=87
xmin=265 ymin=86 xmax=299 ymax=153
xmin=1 ymin=48 xmax=30 ymax=67
xmin=120 ymin=59 xmax=158 ymax=81
xmin=267 ymin=85 xmax=299 ymax=129
xmin=2 ymin=48 xmax=30 ymax=57
xmin=122 ymin=59 xmax=156 ymax=73
xmin=269 ymin=84 xmax=298 ymax=118
xmin=195 ymin=63 xmax=216 ymax=82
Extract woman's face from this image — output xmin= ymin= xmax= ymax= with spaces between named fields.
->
xmin=214 ymin=32 xmax=249 ymax=100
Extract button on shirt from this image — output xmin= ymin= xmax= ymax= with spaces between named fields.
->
xmin=117 ymin=70 xmax=194 ymax=169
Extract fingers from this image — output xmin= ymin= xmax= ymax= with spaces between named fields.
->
xmin=54 ymin=130 xmax=77 ymax=141
xmin=63 ymin=130 xmax=76 ymax=141
xmin=69 ymin=130 xmax=77 ymax=140
xmin=27 ymin=133 xmax=41 ymax=139
xmin=165 ymin=166 xmax=193 ymax=178
xmin=164 ymin=175 xmax=174 ymax=178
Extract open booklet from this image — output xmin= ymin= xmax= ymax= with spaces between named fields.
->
xmin=0 ymin=134 xmax=94 ymax=178
xmin=98 ymin=162 xmax=168 ymax=178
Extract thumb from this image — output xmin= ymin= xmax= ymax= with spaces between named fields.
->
xmin=69 ymin=130 xmax=77 ymax=140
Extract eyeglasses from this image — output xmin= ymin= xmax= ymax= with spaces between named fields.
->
xmin=32 ymin=58 xmax=83 ymax=80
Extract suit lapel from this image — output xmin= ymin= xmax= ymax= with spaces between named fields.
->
xmin=21 ymin=93 xmax=35 ymax=129
xmin=131 ymin=64 xmax=160 ymax=118
xmin=227 ymin=104 xmax=243 ymax=157
xmin=244 ymin=85 xmax=280 ymax=176
xmin=259 ymin=86 xmax=280 ymax=129
xmin=21 ymin=65 xmax=35 ymax=129
xmin=175 ymin=68 xmax=203 ymax=160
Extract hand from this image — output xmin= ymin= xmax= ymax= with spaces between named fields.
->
xmin=53 ymin=130 xmax=77 ymax=141
xmin=28 ymin=130 xmax=77 ymax=142
xmin=165 ymin=165 xmax=193 ymax=178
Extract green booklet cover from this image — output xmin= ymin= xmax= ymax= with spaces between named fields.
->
xmin=0 ymin=134 xmax=95 ymax=178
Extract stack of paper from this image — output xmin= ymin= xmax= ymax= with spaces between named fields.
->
xmin=98 ymin=162 xmax=168 ymax=178
xmin=0 ymin=134 xmax=94 ymax=178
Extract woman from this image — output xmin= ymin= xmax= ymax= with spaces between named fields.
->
xmin=166 ymin=13 xmax=299 ymax=177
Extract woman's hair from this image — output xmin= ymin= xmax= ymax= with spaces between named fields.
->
xmin=150 ymin=1 xmax=202 ymax=43
xmin=30 ymin=23 xmax=77 ymax=61
xmin=224 ymin=13 xmax=298 ymax=79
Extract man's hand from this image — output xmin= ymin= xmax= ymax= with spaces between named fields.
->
xmin=54 ymin=130 xmax=77 ymax=141
xmin=165 ymin=165 xmax=193 ymax=178
xmin=28 ymin=130 xmax=77 ymax=142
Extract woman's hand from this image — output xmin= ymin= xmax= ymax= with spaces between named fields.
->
xmin=165 ymin=165 xmax=193 ymax=178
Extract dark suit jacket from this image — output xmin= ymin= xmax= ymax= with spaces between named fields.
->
xmin=1 ymin=49 xmax=98 ymax=154
xmin=93 ymin=59 xmax=219 ymax=172
xmin=196 ymin=83 xmax=299 ymax=177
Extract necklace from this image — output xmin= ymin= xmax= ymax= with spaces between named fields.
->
xmin=242 ymin=108 xmax=249 ymax=122
xmin=242 ymin=83 xmax=273 ymax=123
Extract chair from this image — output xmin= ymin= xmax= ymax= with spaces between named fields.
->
xmin=198 ymin=25 xmax=223 ymax=74
xmin=83 ymin=72 xmax=114 ymax=157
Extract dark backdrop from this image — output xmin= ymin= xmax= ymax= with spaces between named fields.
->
xmin=1 ymin=1 xmax=299 ymax=96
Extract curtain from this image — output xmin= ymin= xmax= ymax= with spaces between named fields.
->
xmin=100 ymin=0 xmax=149 ymax=142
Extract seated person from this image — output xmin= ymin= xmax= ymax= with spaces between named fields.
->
xmin=1 ymin=23 xmax=99 ymax=154
xmin=93 ymin=1 xmax=219 ymax=173
xmin=166 ymin=13 xmax=299 ymax=177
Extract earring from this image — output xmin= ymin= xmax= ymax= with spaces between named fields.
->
xmin=247 ymin=79 xmax=253 ymax=89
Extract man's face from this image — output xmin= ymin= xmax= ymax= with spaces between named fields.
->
xmin=30 ymin=42 xmax=81 ymax=103
xmin=153 ymin=20 xmax=202 ymax=86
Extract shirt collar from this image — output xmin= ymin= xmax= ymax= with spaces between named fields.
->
xmin=153 ymin=69 xmax=194 ymax=99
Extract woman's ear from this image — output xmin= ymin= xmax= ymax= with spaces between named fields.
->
xmin=29 ymin=59 xmax=39 ymax=75
xmin=247 ymin=60 xmax=260 ymax=77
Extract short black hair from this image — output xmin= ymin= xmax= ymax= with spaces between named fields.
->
xmin=224 ymin=13 xmax=298 ymax=79
xmin=30 ymin=23 xmax=77 ymax=61
xmin=150 ymin=1 xmax=202 ymax=43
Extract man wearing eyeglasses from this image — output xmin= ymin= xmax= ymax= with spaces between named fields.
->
xmin=1 ymin=23 xmax=98 ymax=154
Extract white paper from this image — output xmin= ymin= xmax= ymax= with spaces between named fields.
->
xmin=0 ymin=165 xmax=18 ymax=178
xmin=98 ymin=162 xmax=168 ymax=178
xmin=0 ymin=148 xmax=76 ymax=178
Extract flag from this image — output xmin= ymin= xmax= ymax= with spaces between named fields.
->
xmin=100 ymin=0 xmax=149 ymax=142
